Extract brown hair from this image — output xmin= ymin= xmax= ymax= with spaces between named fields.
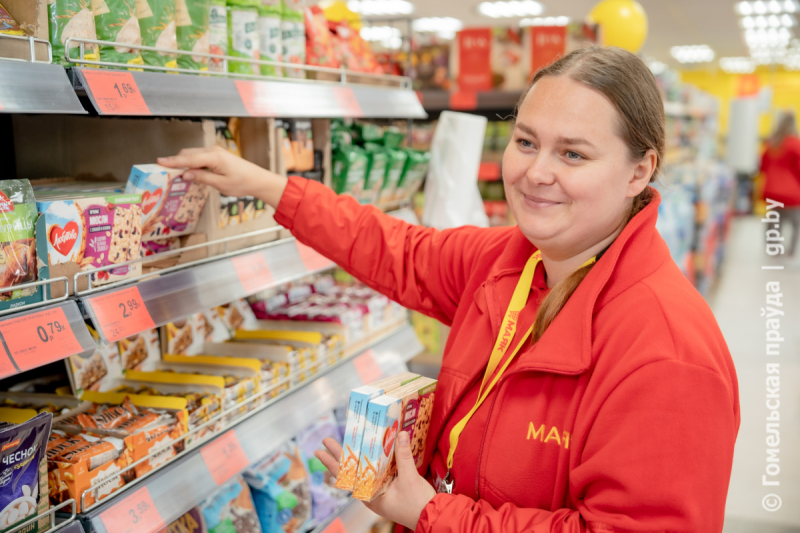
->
xmin=517 ymin=46 xmax=666 ymax=343
xmin=768 ymin=112 xmax=797 ymax=149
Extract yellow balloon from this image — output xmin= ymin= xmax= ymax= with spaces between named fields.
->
xmin=587 ymin=0 xmax=648 ymax=53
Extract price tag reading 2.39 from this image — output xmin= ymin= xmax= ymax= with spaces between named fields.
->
xmin=100 ymin=487 xmax=164 ymax=533
xmin=0 ymin=306 xmax=82 ymax=375
xmin=81 ymin=69 xmax=152 ymax=116
xmin=87 ymin=286 xmax=155 ymax=343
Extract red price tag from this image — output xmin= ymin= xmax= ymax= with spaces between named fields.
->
xmin=87 ymin=286 xmax=155 ymax=343
xmin=324 ymin=517 xmax=347 ymax=533
xmin=232 ymin=253 xmax=274 ymax=294
xmin=235 ymin=80 xmax=278 ymax=116
xmin=0 ymin=307 xmax=82 ymax=376
xmin=201 ymin=430 xmax=249 ymax=485
xmin=296 ymin=242 xmax=334 ymax=272
xmin=100 ymin=487 xmax=164 ymax=533
xmin=332 ymin=87 xmax=364 ymax=117
xmin=82 ymin=70 xmax=151 ymax=115
xmin=449 ymin=91 xmax=478 ymax=111
xmin=354 ymin=349 xmax=382 ymax=384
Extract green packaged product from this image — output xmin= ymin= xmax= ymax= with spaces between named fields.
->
xmin=395 ymin=149 xmax=431 ymax=200
xmin=177 ymin=0 xmax=210 ymax=71
xmin=0 ymin=180 xmax=39 ymax=304
xmin=208 ymin=0 xmax=227 ymax=72
xmin=352 ymin=123 xmax=383 ymax=145
xmin=227 ymin=0 xmax=259 ymax=74
xmin=48 ymin=0 xmax=98 ymax=66
xmin=332 ymin=145 xmax=368 ymax=199
xmin=362 ymin=143 xmax=388 ymax=205
xmin=377 ymin=148 xmax=407 ymax=204
xmin=257 ymin=1 xmax=281 ymax=76
xmin=138 ymin=0 xmax=178 ymax=67
xmin=280 ymin=0 xmax=304 ymax=78
xmin=383 ymin=127 xmax=405 ymax=150
xmin=94 ymin=0 xmax=143 ymax=67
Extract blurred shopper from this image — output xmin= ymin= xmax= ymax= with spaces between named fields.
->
xmin=760 ymin=112 xmax=800 ymax=260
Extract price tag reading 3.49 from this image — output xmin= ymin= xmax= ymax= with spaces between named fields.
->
xmin=100 ymin=487 xmax=164 ymax=533
xmin=81 ymin=70 xmax=152 ymax=115
xmin=0 ymin=306 xmax=82 ymax=375
xmin=87 ymin=286 xmax=155 ymax=343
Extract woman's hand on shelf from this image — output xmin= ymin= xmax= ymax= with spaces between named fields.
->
xmin=316 ymin=433 xmax=436 ymax=531
xmin=158 ymin=146 xmax=288 ymax=207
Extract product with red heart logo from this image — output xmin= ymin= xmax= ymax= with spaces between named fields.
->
xmin=126 ymin=164 xmax=211 ymax=242
xmin=0 ymin=180 xmax=39 ymax=305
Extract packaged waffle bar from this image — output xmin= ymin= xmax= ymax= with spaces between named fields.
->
xmin=232 ymin=329 xmax=343 ymax=376
xmin=119 ymin=328 xmax=161 ymax=371
xmin=219 ymin=336 xmax=314 ymax=385
xmin=66 ymin=326 xmax=121 ymax=395
xmin=0 ymin=392 xmax=81 ymax=417
xmin=201 ymin=342 xmax=293 ymax=396
xmin=216 ymin=299 xmax=259 ymax=333
xmin=353 ymin=377 xmax=436 ymax=501
xmin=0 ymin=410 xmax=52 ymax=533
xmin=164 ymin=311 xmax=231 ymax=356
xmin=335 ymin=372 xmax=420 ymax=491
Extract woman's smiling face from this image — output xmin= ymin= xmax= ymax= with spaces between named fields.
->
xmin=503 ymin=75 xmax=654 ymax=260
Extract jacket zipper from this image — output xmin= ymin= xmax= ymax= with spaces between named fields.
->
xmin=474 ymin=376 xmax=505 ymax=498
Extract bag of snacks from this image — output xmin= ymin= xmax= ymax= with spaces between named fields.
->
xmin=0 ymin=180 xmax=38 ymax=303
xmin=303 ymin=5 xmax=337 ymax=69
xmin=227 ymin=0 xmax=260 ymax=74
xmin=200 ymin=475 xmax=262 ymax=533
xmin=177 ymin=0 xmax=211 ymax=71
xmin=280 ymin=0 xmax=304 ymax=78
xmin=208 ymin=0 xmax=227 ymax=72
xmin=94 ymin=0 xmax=143 ymax=66
xmin=257 ymin=0 xmax=282 ymax=76
xmin=48 ymin=0 xmax=98 ymax=65
xmin=138 ymin=0 xmax=178 ymax=68
xmin=0 ymin=411 xmax=52 ymax=533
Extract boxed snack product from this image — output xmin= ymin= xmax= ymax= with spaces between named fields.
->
xmin=227 ymin=0 xmax=260 ymax=75
xmin=335 ymin=372 xmax=420 ymax=491
xmin=163 ymin=310 xmax=231 ymax=356
xmin=201 ymin=342 xmax=293 ymax=396
xmin=48 ymin=0 xmax=98 ymax=65
xmin=94 ymin=0 xmax=143 ymax=67
xmin=295 ymin=413 xmax=348 ymax=527
xmin=0 ymin=179 xmax=40 ymax=309
xmin=352 ymin=376 xmax=436 ymax=501
xmin=139 ymin=0 xmax=178 ymax=68
xmin=65 ymin=327 xmax=121 ymax=395
xmin=208 ymin=0 xmax=228 ymax=72
xmin=243 ymin=441 xmax=310 ymax=533
xmin=217 ymin=299 xmax=259 ymax=332
xmin=36 ymin=193 xmax=143 ymax=293
xmin=143 ymin=236 xmax=181 ymax=257
xmin=0 ymin=3 xmax=24 ymax=36
xmin=231 ymin=329 xmax=335 ymax=380
xmin=118 ymin=329 xmax=161 ymax=371
xmin=258 ymin=0 xmax=282 ymax=76
xmin=201 ymin=475 xmax=263 ymax=533
xmin=177 ymin=0 xmax=211 ymax=71
xmin=0 ymin=411 xmax=52 ymax=533
xmin=126 ymin=164 xmax=210 ymax=241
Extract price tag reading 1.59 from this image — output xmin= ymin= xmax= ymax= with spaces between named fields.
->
xmin=87 ymin=286 xmax=155 ymax=343
xmin=81 ymin=69 xmax=152 ymax=115
xmin=0 ymin=306 xmax=82 ymax=374
xmin=99 ymin=487 xmax=164 ymax=533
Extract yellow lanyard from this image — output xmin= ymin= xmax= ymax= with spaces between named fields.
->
xmin=445 ymin=251 xmax=597 ymax=476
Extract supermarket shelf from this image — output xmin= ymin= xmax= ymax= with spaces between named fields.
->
xmin=418 ymin=89 xmax=522 ymax=113
xmin=71 ymin=65 xmax=427 ymax=119
xmin=80 ymin=236 xmax=336 ymax=344
xmin=82 ymin=323 xmax=422 ymax=533
xmin=311 ymin=499 xmax=380 ymax=533
xmin=0 ymin=60 xmax=86 ymax=114
xmin=7 ymin=499 xmax=77 ymax=533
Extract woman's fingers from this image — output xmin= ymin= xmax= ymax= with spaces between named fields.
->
xmin=315 ymin=438 xmax=342 ymax=477
xmin=158 ymin=147 xmax=225 ymax=171
xmin=322 ymin=437 xmax=343 ymax=459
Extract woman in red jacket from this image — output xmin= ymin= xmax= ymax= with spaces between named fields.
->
xmin=760 ymin=112 xmax=800 ymax=259
xmin=160 ymin=47 xmax=739 ymax=532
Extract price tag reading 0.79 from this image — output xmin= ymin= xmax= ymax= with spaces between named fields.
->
xmin=100 ymin=487 xmax=164 ymax=533
xmin=0 ymin=306 xmax=82 ymax=375
xmin=87 ymin=286 xmax=155 ymax=343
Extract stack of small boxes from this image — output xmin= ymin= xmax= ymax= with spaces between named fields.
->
xmin=335 ymin=373 xmax=437 ymax=501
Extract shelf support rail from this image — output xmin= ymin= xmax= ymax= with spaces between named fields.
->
xmin=0 ymin=277 xmax=70 ymax=317
xmin=5 ymin=499 xmax=76 ymax=533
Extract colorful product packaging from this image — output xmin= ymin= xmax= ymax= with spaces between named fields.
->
xmin=94 ymin=0 xmax=143 ymax=66
xmin=138 ymin=0 xmax=179 ymax=68
xmin=177 ymin=0 xmax=211 ymax=71
xmin=231 ymin=329 xmax=332 ymax=380
xmin=0 ymin=411 xmax=52 ymax=533
xmin=353 ymin=377 xmax=436 ymax=501
xmin=126 ymin=164 xmax=210 ymax=241
xmin=200 ymin=475 xmax=263 ymax=533
xmin=216 ymin=299 xmax=259 ymax=333
xmin=227 ymin=0 xmax=260 ymax=75
xmin=362 ymin=144 xmax=387 ymax=204
xmin=394 ymin=149 xmax=431 ymax=200
xmin=377 ymin=148 xmax=408 ymax=204
xmin=0 ymin=180 xmax=40 ymax=308
xmin=335 ymin=372 xmax=420 ymax=491
xmin=65 ymin=326 xmax=122 ymax=395
xmin=163 ymin=310 xmax=231 ymax=355
xmin=48 ymin=0 xmax=98 ymax=65
xmin=257 ymin=0 xmax=282 ymax=76
xmin=36 ymin=193 xmax=143 ymax=291
xmin=280 ymin=0 xmax=305 ymax=79
xmin=201 ymin=342 xmax=292 ymax=396
xmin=332 ymin=145 xmax=367 ymax=198
xmin=118 ymin=328 xmax=161 ymax=371
xmin=164 ymin=507 xmax=206 ymax=533
xmin=303 ymin=5 xmax=337 ymax=69
xmin=0 ymin=3 xmax=24 ymax=36
xmin=208 ymin=0 xmax=228 ymax=72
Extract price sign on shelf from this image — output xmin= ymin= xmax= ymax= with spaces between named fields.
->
xmin=296 ymin=242 xmax=334 ymax=272
xmin=235 ymin=80 xmax=278 ymax=116
xmin=0 ymin=306 xmax=82 ymax=376
xmin=81 ymin=70 xmax=151 ymax=115
xmin=332 ymin=87 xmax=364 ymax=117
xmin=201 ymin=430 xmax=249 ymax=486
xmin=87 ymin=286 xmax=155 ymax=343
xmin=232 ymin=253 xmax=274 ymax=295
xmin=99 ymin=487 xmax=164 ymax=533
xmin=354 ymin=349 xmax=382 ymax=384
xmin=324 ymin=518 xmax=347 ymax=533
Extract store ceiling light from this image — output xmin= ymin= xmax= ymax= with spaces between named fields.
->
xmin=360 ymin=26 xmax=402 ymax=41
xmin=478 ymin=1 xmax=545 ymax=18
xmin=670 ymin=45 xmax=715 ymax=63
xmin=412 ymin=17 xmax=463 ymax=39
xmin=720 ymin=56 xmax=756 ymax=72
xmin=347 ymin=0 xmax=414 ymax=16
xmin=647 ymin=60 xmax=668 ymax=75
xmin=520 ymin=16 xmax=569 ymax=26
xmin=735 ymin=0 xmax=798 ymax=14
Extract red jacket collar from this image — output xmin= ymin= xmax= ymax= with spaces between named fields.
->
xmin=483 ymin=187 xmax=670 ymax=375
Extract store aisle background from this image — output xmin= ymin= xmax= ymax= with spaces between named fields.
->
xmin=713 ymin=217 xmax=800 ymax=532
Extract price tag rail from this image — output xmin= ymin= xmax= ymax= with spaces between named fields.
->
xmin=80 ymin=323 xmax=423 ymax=533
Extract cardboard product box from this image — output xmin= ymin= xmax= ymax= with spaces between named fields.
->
xmin=65 ymin=327 xmax=122 ymax=396
xmin=353 ymin=377 xmax=436 ymax=501
xmin=161 ymin=310 xmax=231 ymax=356
xmin=36 ymin=193 xmax=144 ymax=296
xmin=335 ymin=373 xmax=421 ymax=491
xmin=118 ymin=328 xmax=161 ymax=372
xmin=0 ymin=0 xmax=49 ymax=61
xmin=201 ymin=341 xmax=296 ymax=393
xmin=232 ymin=329 xmax=341 ymax=378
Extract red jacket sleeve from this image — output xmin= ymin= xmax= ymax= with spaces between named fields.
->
xmin=273 ymin=176 xmax=504 ymax=325
xmin=415 ymin=360 xmax=737 ymax=533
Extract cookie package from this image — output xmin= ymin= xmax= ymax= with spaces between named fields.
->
xmin=126 ymin=164 xmax=211 ymax=241
xmin=66 ymin=327 xmax=122 ymax=396
xmin=352 ymin=376 xmax=436 ymax=502
xmin=200 ymin=475 xmax=263 ymax=533
xmin=334 ymin=372 xmax=420 ymax=491
xmin=0 ymin=180 xmax=40 ymax=309
xmin=36 ymin=193 xmax=144 ymax=293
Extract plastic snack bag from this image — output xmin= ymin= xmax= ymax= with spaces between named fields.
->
xmin=0 ymin=3 xmax=24 ymax=35
xmin=138 ymin=0 xmax=178 ymax=68
xmin=177 ymin=0 xmax=211 ymax=71
xmin=0 ymin=180 xmax=38 ymax=301
xmin=95 ymin=0 xmax=143 ymax=66
xmin=48 ymin=0 xmax=98 ymax=65
xmin=280 ymin=0 xmax=304 ymax=78
xmin=227 ymin=0 xmax=260 ymax=74
xmin=208 ymin=0 xmax=227 ymax=72
xmin=257 ymin=0 xmax=282 ymax=76
xmin=303 ymin=5 xmax=337 ymax=69
xmin=200 ymin=475 xmax=262 ymax=533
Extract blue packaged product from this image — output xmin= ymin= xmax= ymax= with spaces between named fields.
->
xmin=200 ymin=475 xmax=262 ymax=533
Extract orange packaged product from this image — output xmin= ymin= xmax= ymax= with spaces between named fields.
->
xmin=76 ymin=398 xmax=138 ymax=430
